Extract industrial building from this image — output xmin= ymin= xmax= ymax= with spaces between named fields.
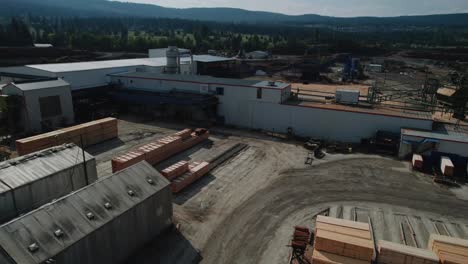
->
xmin=1 ymin=79 xmax=75 ymax=132
xmin=0 ymin=144 xmax=97 ymax=223
xmin=0 ymin=161 xmax=172 ymax=264
xmin=0 ymin=46 xmax=459 ymax=144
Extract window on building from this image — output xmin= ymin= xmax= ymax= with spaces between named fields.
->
xmin=39 ymin=96 xmax=62 ymax=119
xmin=216 ymin=87 xmax=224 ymax=95
xmin=257 ymin=88 xmax=262 ymax=99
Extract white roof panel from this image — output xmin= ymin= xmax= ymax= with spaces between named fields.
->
xmin=12 ymin=79 xmax=69 ymax=91
xmin=26 ymin=55 xmax=233 ymax=73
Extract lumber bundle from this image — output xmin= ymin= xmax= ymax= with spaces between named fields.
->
xmin=16 ymin=117 xmax=118 ymax=156
xmin=412 ymin=154 xmax=423 ymax=170
xmin=161 ymin=161 xmax=189 ymax=180
xmin=312 ymin=249 xmax=369 ymax=264
xmin=312 ymin=216 xmax=374 ymax=263
xmin=440 ymin=157 xmax=454 ymax=177
xmin=377 ymin=240 xmax=438 ymax=264
xmin=111 ymin=128 xmax=209 ymax=173
xmin=428 ymin=234 xmax=468 ymax=264
xmin=171 ymin=161 xmax=210 ymax=193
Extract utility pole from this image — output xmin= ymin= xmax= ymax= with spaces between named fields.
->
xmin=80 ymin=135 xmax=89 ymax=185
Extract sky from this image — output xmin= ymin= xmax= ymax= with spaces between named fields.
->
xmin=120 ymin=0 xmax=468 ymax=17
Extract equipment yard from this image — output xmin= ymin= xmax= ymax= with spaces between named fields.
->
xmin=81 ymin=116 xmax=468 ymax=264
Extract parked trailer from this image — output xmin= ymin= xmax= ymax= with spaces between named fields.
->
xmin=0 ymin=143 xmax=97 ymax=223
xmin=0 ymin=161 xmax=172 ymax=264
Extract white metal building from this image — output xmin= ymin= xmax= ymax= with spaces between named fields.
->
xmin=0 ymin=161 xmax=172 ymax=264
xmin=399 ymin=127 xmax=468 ymax=158
xmin=110 ymin=71 xmax=433 ymax=142
xmin=1 ymin=79 xmax=75 ymax=133
xmin=0 ymin=144 xmax=97 ymax=223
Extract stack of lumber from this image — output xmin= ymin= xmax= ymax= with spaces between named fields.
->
xmin=378 ymin=240 xmax=438 ymax=264
xmin=440 ymin=157 xmax=454 ymax=177
xmin=16 ymin=117 xmax=118 ymax=156
xmin=312 ymin=215 xmax=374 ymax=263
xmin=111 ymin=128 xmax=209 ymax=173
xmin=111 ymin=151 xmax=146 ymax=173
xmin=412 ymin=154 xmax=424 ymax=170
xmin=171 ymin=161 xmax=210 ymax=193
xmin=428 ymin=234 xmax=468 ymax=264
xmin=161 ymin=161 xmax=189 ymax=180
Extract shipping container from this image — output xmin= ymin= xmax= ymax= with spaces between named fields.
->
xmin=0 ymin=161 xmax=172 ymax=264
xmin=0 ymin=144 xmax=97 ymax=223
xmin=335 ymin=89 xmax=360 ymax=104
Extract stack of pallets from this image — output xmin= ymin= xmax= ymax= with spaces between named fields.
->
xmin=16 ymin=117 xmax=118 ymax=156
xmin=311 ymin=216 xmax=374 ymax=264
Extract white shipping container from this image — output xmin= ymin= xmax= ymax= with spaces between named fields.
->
xmin=336 ymin=89 xmax=360 ymax=104
xmin=440 ymin=156 xmax=454 ymax=177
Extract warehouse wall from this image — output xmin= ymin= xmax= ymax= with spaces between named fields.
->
xmin=226 ymin=102 xmax=433 ymax=143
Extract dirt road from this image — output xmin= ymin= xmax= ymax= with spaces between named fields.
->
xmin=200 ymin=158 xmax=468 ymax=264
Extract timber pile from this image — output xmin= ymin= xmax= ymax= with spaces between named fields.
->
xmin=111 ymin=128 xmax=209 ymax=173
xmin=440 ymin=157 xmax=454 ymax=177
xmin=377 ymin=240 xmax=438 ymax=264
xmin=161 ymin=161 xmax=189 ymax=181
xmin=312 ymin=215 xmax=374 ymax=263
xmin=428 ymin=234 xmax=468 ymax=264
xmin=16 ymin=117 xmax=118 ymax=156
xmin=171 ymin=161 xmax=210 ymax=193
xmin=412 ymin=154 xmax=423 ymax=170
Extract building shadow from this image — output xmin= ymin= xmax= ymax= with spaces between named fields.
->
xmin=85 ymin=137 xmax=125 ymax=156
xmin=173 ymin=174 xmax=217 ymax=205
xmin=125 ymin=227 xmax=202 ymax=264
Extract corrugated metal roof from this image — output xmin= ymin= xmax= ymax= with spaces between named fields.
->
xmin=11 ymin=79 xmax=69 ymax=91
xmin=25 ymin=55 xmax=233 ymax=73
xmin=401 ymin=128 xmax=468 ymax=144
xmin=0 ymin=144 xmax=93 ymax=193
xmin=110 ymin=71 xmax=289 ymax=89
xmin=0 ymin=161 xmax=170 ymax=264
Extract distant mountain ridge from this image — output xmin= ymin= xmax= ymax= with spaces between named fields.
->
xmin=3 ymin=0 xmax=468 ymax=26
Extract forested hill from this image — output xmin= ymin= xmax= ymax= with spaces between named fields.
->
xmin=3 ymin=0 xmax=468 ymax=26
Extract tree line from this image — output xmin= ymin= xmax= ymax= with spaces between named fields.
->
xmin=0 ymin=16 xmax=466 ymax=54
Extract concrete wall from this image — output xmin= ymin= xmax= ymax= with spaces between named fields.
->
xmin=226 ymin=102 xmax=433 ymax=143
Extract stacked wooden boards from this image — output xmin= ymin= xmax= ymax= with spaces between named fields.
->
xmin=111 ymin=128 xmax=209 ymax=173
xmin=312 ymin=215 xmax=374 ymax=263
xmin=16 ymin=117 xmax=118 ymax=156
xmin=428 ymin=234 xmax=468 ymax=264
xmin=171 ymin=161 xmax=210 ymax=193
xmin=378 ymin=240 xmax=438 ymax=264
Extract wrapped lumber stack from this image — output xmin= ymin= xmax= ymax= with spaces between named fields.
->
xmin=161 ymin=160 xmax=189 ymax=180
xmin=16 ymin=117 xmax=118 ymax=156
xmin=111 ymin=128 xmax=209 ymax=173
xmin=171 ymin=161 xmax=210 ymax=193
xmin=111 ymin=150 xmax=146 ymax=173
xmin=440 ymin=156 xmax=454 ymax=177
xmin=377 ymin=240 xmax=438 ymax=264
xmin=428 ymin=234 xmax=468 ymax=264
xmin=312 ymin=215 xmax=374 ymax=263
xmin=412 ymin=154 xmax=423 ymax=171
